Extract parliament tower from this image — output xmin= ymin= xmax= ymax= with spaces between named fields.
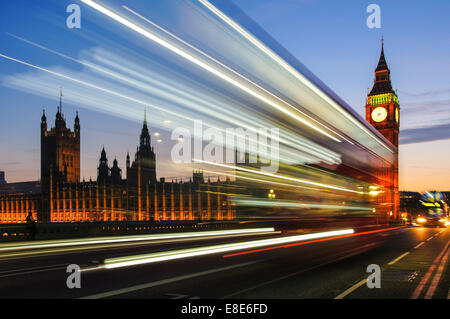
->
xmin=126 ymin=111 xmax=157 ymax=188
xmin=365 ymin=40 xmax=400 ymax=146
xmin=41 ymin=93 xmax=80 ymax=192
xmin=365 ymin=40 xmax=400 ymax=219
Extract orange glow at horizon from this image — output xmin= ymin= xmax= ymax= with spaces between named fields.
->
xmin=399 ymin=139 xmax=450 ymax=192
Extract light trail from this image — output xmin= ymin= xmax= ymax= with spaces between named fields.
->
xmin=0 ymin=228 xmax=275 ymax=252
xmin=233 ymin=198 xmax=372 ymax=211
xmin=201 ymin=169 xmax=320 ymax=192
xmin=193 ymin=159 xmax=364 ymax=194
xmin=0 ymin=50 xmax=290 ymax=164
xmin=223 ymin=226 xmax=405 ymax=258
xmin=0 ymin=53 xmax=200 ymax=126
xmin=123 ymin=5 xmax=353 ymax=145
xmin=198 ymin=0 xmax=394 ymax=153
xmin=3 ymin=34 xmax=342 ymax=166
xmin=79 ymin=0 xmax=342 ymax=142
xmin=98 ymin=229 xmax=354 ymax=269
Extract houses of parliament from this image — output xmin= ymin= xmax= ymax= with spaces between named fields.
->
xmin=0 ymin=100 xmax=235 ymax=223
xmin=0 ymin=42 xmax=400 ymax=223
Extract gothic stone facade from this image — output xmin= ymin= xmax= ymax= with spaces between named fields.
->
xmin=0 ymin=106 xmax=235 ymax=223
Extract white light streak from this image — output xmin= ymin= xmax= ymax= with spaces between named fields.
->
xmin=198 ymin=0 xmax=393 ymax=152
xmin=0 ymin=228 xmax=275 ymax=252
xmin=79 ymin=0 xmax=341 ymax=142
xmin=102 ymin=228 xmax=354 ymax=269
xmin=4 ymin=35 xmax=342 ymax=166
xmin=233 ymin=198 xmax=372 ymax=211
xmin=123 ymin=5 xmax=350 ymax=145
xmin=193 ymin=159 xmax=364 ymax=194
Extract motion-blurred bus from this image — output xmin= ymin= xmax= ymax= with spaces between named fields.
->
xmin=414 ymin=192 xmax=449 ymax=227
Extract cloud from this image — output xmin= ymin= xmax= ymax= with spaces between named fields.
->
xmin=399 ymin=88 xmax=450 ymax=98
xmin=400 ymin=99 xmax=450 ymax=131
xmin=405 ymin=99 xmax=450 ymax=110
xmin=400 ymin=122 xmax=450 ymax=144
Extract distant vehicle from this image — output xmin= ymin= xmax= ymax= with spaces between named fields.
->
xmin=400 ymin=211 xmax=412 ymax=225
xmin=414 ymin=192 xmax=449 ymax=228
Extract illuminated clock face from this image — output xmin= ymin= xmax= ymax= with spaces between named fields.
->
xmin=371 ymin=107 xmax=387 ymax=122
xmin=395 ymin=108 xmax=399 ymax=123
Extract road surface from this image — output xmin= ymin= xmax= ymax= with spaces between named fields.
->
xmin=0 ymin=225 xmax=448 ymax=300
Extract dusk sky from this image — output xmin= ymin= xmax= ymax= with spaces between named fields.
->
xmin=0 ymin=0 xmax=449 ymax=192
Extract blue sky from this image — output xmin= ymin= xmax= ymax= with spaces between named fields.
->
xmin=0 ymin=0 xmax=449 ymax=191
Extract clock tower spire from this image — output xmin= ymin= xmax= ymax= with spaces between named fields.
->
xmin=366 ymin=40 xmax=400 ymax=147
xmin=365 ymin=39 xmax=400 ymax=221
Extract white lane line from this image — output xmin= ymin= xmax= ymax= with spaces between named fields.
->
xmin=0 ymin=266 xmax=67 ymax=278
xmin=414 ymin=242 xmax=425 ymax=249
xmin=79 ymin=261 xmax=259 ymax=299
xmin=334 ymin=247 xmax=414 ymax=299
xmin=166 ymin=293 xmax=189 ymax=299
xmin=388 ymin=252 xmax=410 ymax=265
xmin=0 ymin=263 xmax=68 ymax=275
xmin=221 ymin=242 xmax=378 ymax=299
xmin=424 ymin=246 xmax=450 ymax=299
xmin=334 ymin=279 xmax=366 ymax=299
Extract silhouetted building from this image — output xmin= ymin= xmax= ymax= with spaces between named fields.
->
xmin=0 ymin=172 xmax=5 ymax=184
xmin=97 ymin=147 xmax=123 ymax=185
xmin=192 ymin=170 xmax=204 ymax=185
xmin=126 ymin=111 xmax=157 ymax=188
xmin=0 ymin=181 xmax=41 ymax=195
xmin=40 ymin=92 xmax=80 ymax=193
xmin=400 ymin=191 xmax=423 ymax=216
xmin=97 ymin=147 xmax=109 ymax=185
xmin=0 ymin=101 xmax=235 ymax=223
xmin=111 ymin=158 xmax=122 ymax=184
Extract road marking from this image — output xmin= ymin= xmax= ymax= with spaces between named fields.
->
xmin=166 ymin=293 xmax=200 ymax=299
xmin=0 ymin=265 xmax=67 ymax=278
xmin=411 ymin=240 xmax=450 ymax=299
xmin=334 ymin=279 xmax=367 ymax=299
xmin=166 ymin=293 xmax=189 ymax=299
xmin=222 ymin=242 xmax=377 ymax=299
xmin=334 ymin=234 xmax=425 ymax=299
xmin=425 ymin=246 xmax=450 ymax=299
xmin=388 ymin=252 xmax=410 ymax=265
xmin=0 ymin=263 xmax=68 ymax=275
xmin=79 ymin=261 xmax=259 ymax=299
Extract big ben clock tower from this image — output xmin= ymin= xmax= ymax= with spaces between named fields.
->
xmin=366 ymin=40 xmax=400 ymax=146
xmin=366 ymin=40 xmax=400 ymax=220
